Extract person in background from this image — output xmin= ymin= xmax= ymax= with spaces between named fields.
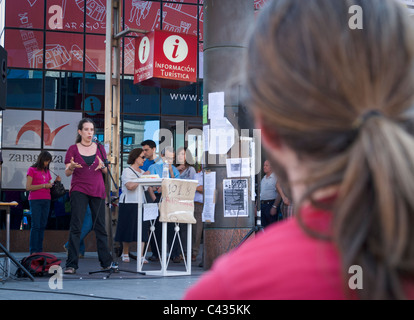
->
xmin=276 ymin=180 xmax=294 ymax=220
xmin=184 ymin=0 xmax=414 ymax=300
xmin=171 ymin=147 xmax=196 ymax=263
xmin=140 ymin=139 xmax=158 ymax=204
xmin=63 ymin=118 xmax=114 ymax=274
xmin=192 ymin=170 xmax=204 ymax=264
xmin=140 ymin=140 xmax=158 ymax=172
xmin=259 ymin=160 xmax=280 ymax=228
xmin=147 ymin=146 xmax=180 ymax=182
xmin=147 ymin=146 xmax=180 ymax=262
xmin=26 ymin=151 xmax=61 ymax=254
xmin=175 ymin=146 xmax=196 ymax=180
xmin=115 ymin=148 xmax=149 ymax=263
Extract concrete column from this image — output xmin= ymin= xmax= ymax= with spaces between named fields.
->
xmin=203 ymin=0 xmax=255 ymax=270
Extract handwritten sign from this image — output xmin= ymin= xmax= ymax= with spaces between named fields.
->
xmin=160 ymin=178 xmax=198 ymax=224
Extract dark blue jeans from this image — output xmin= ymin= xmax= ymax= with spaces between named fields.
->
xmin=29 ymin=199 xmax=51 ymax=254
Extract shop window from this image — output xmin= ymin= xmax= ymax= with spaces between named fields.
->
xmin=5 ymin=0 xmax=44 ymax=30
xmin=6 ymin=69 xmax=43 ymax=108
xmin=162 ymin=3 xmax=199 ymax=37
xmin=85 ymin=0 xmax=107 ymax=34
xmin=44 ymin=71 xmax=83 ymax=110
xmin=121 ymin=115 xmax=160 ymax=170
xmin=4 ymin=29 xmax=44 ymax=69
xmin=45 ymin=32 xmax=84 ymax=71
xmin=85 ymin=34 xmax=105 ymax=73
xmin=123 ymin=0 xmax=161 ymax=33
xmin=123 ymin=77 xmax=160 ymax=114
xmin=161 ymin=83 xmax=198 ymax=116
xmin=83 ymin=73 xmax=105 ymax=115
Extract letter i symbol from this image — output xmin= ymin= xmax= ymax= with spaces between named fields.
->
xmin=172 ymin=39 xmax=180 ymax=59
xmin=142 ymin=40 xmax=147 ymax=61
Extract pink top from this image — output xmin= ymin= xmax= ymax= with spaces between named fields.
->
xmin=65 ymin=143 xmax=107 ymax=199
xmin=27 ymin=167 xmax=52 ymax=200
xmin=184 ymin=205 xmax=414 ymax=300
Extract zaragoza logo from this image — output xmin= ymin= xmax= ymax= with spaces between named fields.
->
xmin=16 ymin=120 xmax=69 ymax=146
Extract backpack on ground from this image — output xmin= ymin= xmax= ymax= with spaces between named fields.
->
xmin=16 ymin=252 xmax=61 ymax=277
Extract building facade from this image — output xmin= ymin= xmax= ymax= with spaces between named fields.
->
xmin=0 ymin=0 xmax=268 ymax=235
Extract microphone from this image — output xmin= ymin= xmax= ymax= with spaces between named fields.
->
xmin=93 ymin=136 xmax=111 ymax=171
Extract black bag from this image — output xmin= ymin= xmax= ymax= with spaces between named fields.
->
xmin=50 ymin=180 xmax=66 ymax=200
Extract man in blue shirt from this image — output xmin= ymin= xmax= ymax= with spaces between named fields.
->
xmin=140 ymin=140 xmax=159 ymax=172
xmin=147 ymin=146 xmax=180 ymax=182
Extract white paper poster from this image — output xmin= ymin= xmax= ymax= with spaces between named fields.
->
xmin=202 ymin=171 xmax=216 ymax=222
xmin=208 ymin=92 xmax=224 ymax=120
xmin=223 ymin=179 xmax=248 ymax=218
xmin=226 ymin=158 xmax=250 ymax=178
xmin=143 ymin=203 xmax=159 ymax=221
xmin=203 ymin=125 xmax=209 ymax=153
xmin=209 ymin=118 xmax=235 ymax=155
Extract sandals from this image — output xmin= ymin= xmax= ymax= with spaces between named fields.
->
xmin=64 ymin=267 xmax=76 ymax=274
xmin=121 ymin=253 xmax=130 ymax=263
xmin=121 ymin=253 xmax=148 ymax=264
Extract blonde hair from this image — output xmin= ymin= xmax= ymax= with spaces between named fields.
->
xmin=243 ymin=0 xmax=414 ymax=299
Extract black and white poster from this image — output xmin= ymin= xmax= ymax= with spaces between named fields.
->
xmin=223 ymin=179 xmax=248 ymax=217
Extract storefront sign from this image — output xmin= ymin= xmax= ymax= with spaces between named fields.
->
xmin=134 ymin=30 xmax=197 ymax=89
xmin=2 ymin=150 xmax=71 ymax=189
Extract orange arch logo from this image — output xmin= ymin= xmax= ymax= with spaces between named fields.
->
xmin=16 ymin=120 xmax=70 ymax=146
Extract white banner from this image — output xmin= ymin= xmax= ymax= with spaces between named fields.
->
xmin=2 ymin=149 xmax=70 ymax=190
xmin=2 ymin=110 xmax=81 ymax=149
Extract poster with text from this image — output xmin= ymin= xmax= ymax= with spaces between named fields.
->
xmin=223 ymin=179 xmax=248 ymax=218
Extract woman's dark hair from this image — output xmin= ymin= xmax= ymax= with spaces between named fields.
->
xmin=244 ymin=0 xmax=414 ymax=299
xmin=76 ymin=118 xmax=96 ymax=143
xmin=127 ymin=148 xmax=144 ymax=165
xmin=175 ymin=146 xmax=195 ymax=167
xmin=32 ymin=151 xmax=52 ymax=171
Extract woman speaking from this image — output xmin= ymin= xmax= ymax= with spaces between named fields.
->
xmin=63 ymin=118 xmax=113 ymax=274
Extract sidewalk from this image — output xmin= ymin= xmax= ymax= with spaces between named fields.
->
xmin=0 ymin=251 xmax=205 ymax=300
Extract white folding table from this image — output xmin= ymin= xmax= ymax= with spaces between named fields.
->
xmin=135 ymin=178 xmax=192 ymax=276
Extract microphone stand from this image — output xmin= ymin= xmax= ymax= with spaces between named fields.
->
xmin=89 ymin=139 xmax=144 ymax=278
